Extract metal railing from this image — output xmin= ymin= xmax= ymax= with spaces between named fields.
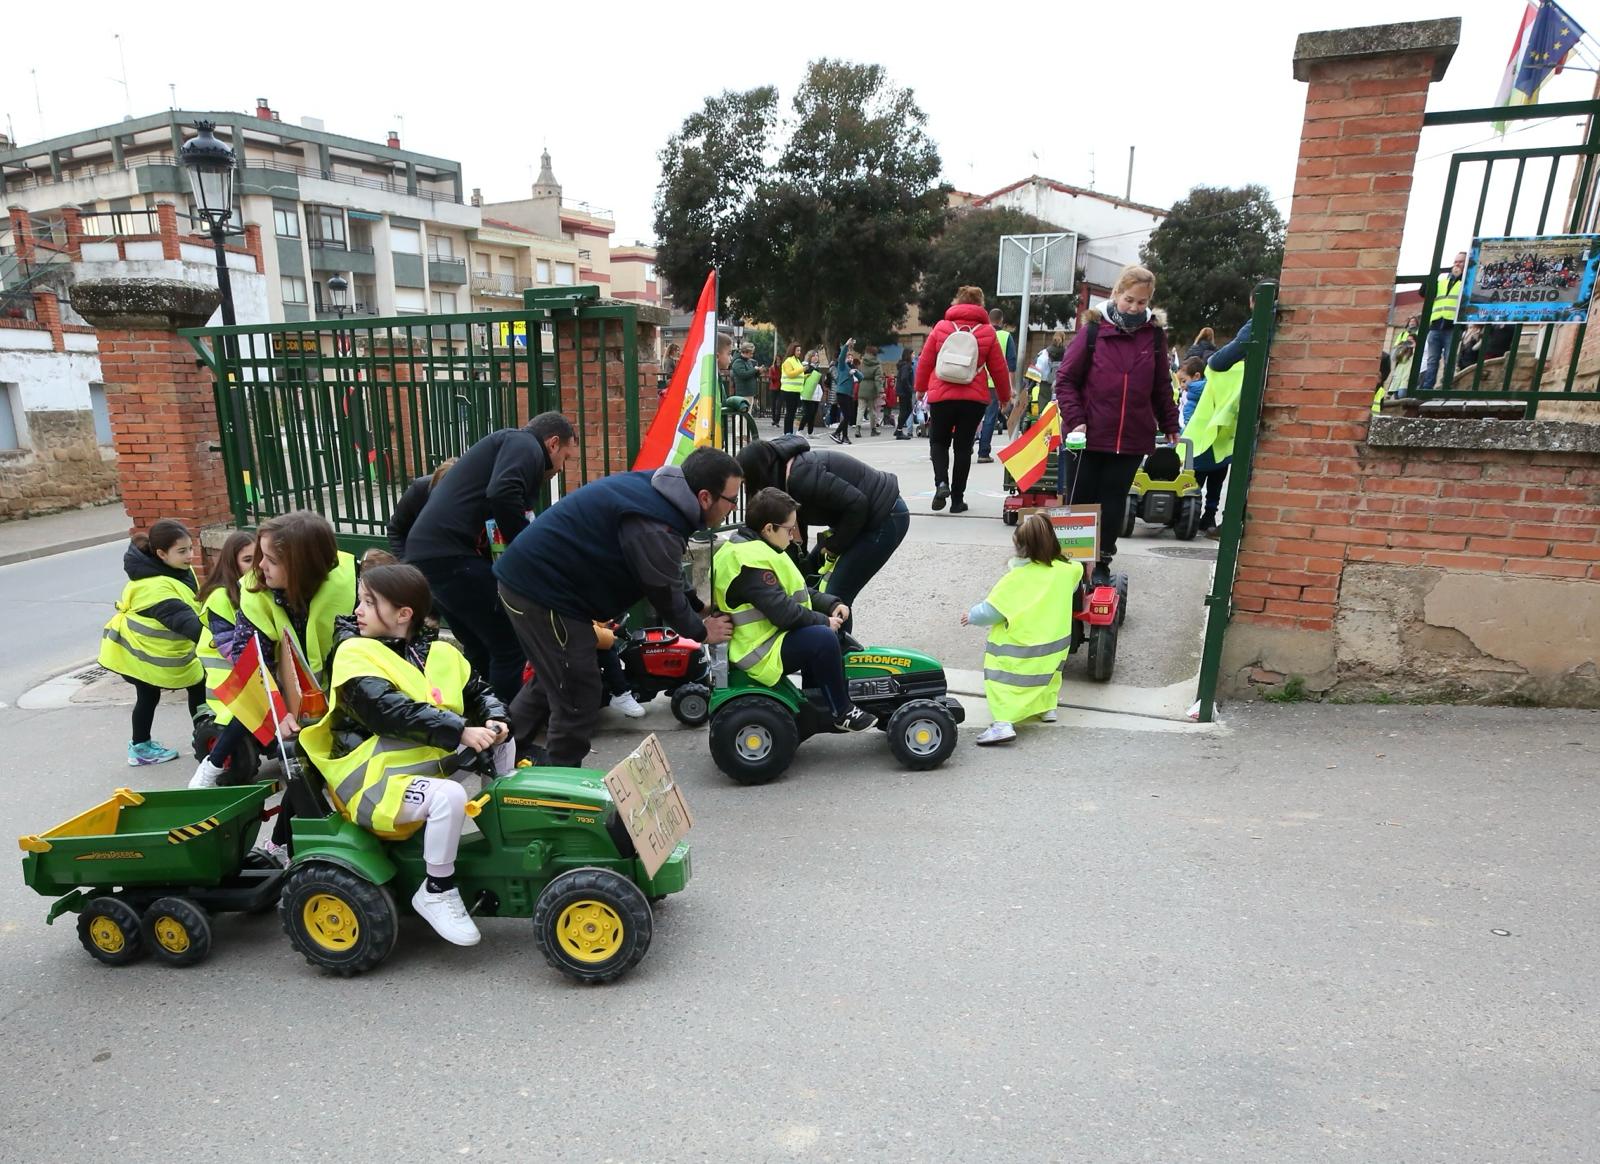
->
xmin=471 ymin=274 xmax=532 ymax=297
xmin=4 ymin=154 xmax=464 ymax=205
xmin=1404 ymin=100 xmax=1600 ymax=417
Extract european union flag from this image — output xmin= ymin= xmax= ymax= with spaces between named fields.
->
xmin=1514 ymin=1 xmax=1587 ymax=100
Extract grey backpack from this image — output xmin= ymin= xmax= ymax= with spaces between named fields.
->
xmin=934 ymin=324 xmax=981 ymax=384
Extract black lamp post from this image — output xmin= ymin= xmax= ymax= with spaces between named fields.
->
xmin=180 ymin=121 xmax=238 ymax=328
xmin=327 ymin=273 xmax=349 ymax=321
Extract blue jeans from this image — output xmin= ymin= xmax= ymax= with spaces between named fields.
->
xmin=1417 ymin=320 xmax=1452 ymax=392
xmin=977 ymin=392 xmax=1001 ymax=456
xmin=780 ymin=623 xmax=850 ymax=717
xmin=825 ymin=499 xmax=910 ymax=622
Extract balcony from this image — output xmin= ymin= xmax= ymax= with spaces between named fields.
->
xmin=471 ymin=273 xmax=532 ymax=298
xmin=3 ymin=154 xmax=464 ymax=205
xmin=427 ymin=255 xmax=467 ymax=285
xmin=309 ymin=239 xmax=376 ymax=276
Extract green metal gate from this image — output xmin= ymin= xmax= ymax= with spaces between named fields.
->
xmin=1193 ymin=281 xmax=1278 ymax=724
xmin=182 ymin=287 xmax=646 ymax=554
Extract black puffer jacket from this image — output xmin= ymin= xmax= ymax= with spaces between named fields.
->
xmin=121 ymin=540 xmax=201 ymax=643
xmin=320 ymin=616 xmax=507 ymax=759
xmin=738 ymin=435 xmax=901 ymax=555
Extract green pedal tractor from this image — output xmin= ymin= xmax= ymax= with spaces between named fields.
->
xmin=19 ymin=748 xmax=690 ymax=985
xmin=707 ymin=633 xmax=965 ymax=784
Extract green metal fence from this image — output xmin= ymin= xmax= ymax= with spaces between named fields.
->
xmin=1193 ymin=282 xmax=1278 ymax=725
xmin=1404 ymin=99 xmax=1600 ymax=417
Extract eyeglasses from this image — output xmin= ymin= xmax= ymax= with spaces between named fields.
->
xmin=717 ymin=492 xmax=740 ymax=506
xmin=778 ymin=523 xmax=799 ymax=535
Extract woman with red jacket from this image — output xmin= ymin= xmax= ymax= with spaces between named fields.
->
xmin=914 ymin=285 xmax=1012 ymax=514
xmin=1054 ymin=264 xmax=1181 ymax=583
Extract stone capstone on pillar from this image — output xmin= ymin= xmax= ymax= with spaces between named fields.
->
xmin=71 ymin=278 xmax=221 ymax=331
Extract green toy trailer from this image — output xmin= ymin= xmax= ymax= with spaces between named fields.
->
xmin=18 ymin=784 xmax=285 ymax=967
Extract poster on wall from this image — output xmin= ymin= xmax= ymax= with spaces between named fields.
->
xmin=1460 ymin=234 xmax=1600 ymax=325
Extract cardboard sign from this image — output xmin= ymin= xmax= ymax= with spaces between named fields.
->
xmin=1021 ymin=506 xmax=1099 ymax=564
xmin=602 ymin=734 xmax=693 ymax=878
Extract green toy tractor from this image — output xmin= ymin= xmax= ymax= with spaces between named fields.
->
xmin=277 ymin=748 xmax=689 ymax=983
xmin=1125 ymin=436 xmax=1203 ymax=541
xmin=706 ymin=633 xmax=964 ymax=785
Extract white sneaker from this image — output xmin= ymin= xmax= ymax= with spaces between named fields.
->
xmin=188 ymin=758 xmax=226 ymax=789
xmin=1040 ymin=709 xmax=1059 ymax=724
xmin=260 ymin=840 xmax=290 ymax=867
xmin=411 ymin=883 xmax=481 ymax=946
xmin=975 ymin=721 xmax=1016 ymax=746
xmin=609 ymin=691 xmax=647 ymax=719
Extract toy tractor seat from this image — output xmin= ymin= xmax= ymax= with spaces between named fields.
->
xmin=1142 ymin=446 xmax=1183 ymax=481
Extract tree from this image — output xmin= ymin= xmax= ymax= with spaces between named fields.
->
xmin=917 ymin=207 xmax=1079 ymax=332
xmin=654 ymin=60 xmax=946 ymax=347
xmin=1139 ymin=184 xmax=1285 ymax=344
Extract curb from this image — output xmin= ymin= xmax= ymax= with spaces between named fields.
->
xmin=0 ymin=530 xmax=127 ymax=568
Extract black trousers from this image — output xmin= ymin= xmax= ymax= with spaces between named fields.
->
xmin=414 ymin=555 xmax=526 ymax=705
xmin=928 ymin=399 xmax=987 ymax=501
xmin=499 ymin=584 xmax=603 ymax=767
xmin=833 ymin=396 xmax=858 ymax=438
xmin=1065 ymin=450 xmax=1144 ymax=563
xmin=897 ymin=391 xmax=914 ymax=432
xmin=126 ymin=676 xmax=205 ymax=744
xmin=798 ymin=400 xmax=820 ymax=433
xmin=778 ymin=392 xmax=801 ymax=434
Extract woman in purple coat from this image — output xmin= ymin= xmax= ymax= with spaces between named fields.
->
xmin=1053 ymin=264 xmax=1181 ymax=583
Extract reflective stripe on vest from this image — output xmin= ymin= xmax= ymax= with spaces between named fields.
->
xmin=298 ymin=636 xmax=472 ymax=838
xmin=1429 ymin=273 xmax=1461 ymax=325
xmin=96 ymin=573 xmax=202 ymax=687
xmin=238 ymin=551 xmax=357 ymax=685
xmin=198 ymin=590 xmax=239 ymax=724
xmin=981 ymin=559 xmax=1079 ymax=723
xmin=711 ymin=535 xmax=811 ymax=687
xmin=780 ymin=357 xmax=806 ymax=393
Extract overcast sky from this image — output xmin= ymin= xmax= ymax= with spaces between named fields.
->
xmin=5 ymin=1 xmax=1597 ymax=274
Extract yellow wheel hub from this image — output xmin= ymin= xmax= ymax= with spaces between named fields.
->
xmin=302 ymin=892 xmax=360 ymax=952
xmin=745 ymin=734 xmax=763 ymax=749
xmin=151 ymin=916 xmax=190 ymax=954
xmin=914 ymin=728 xmax=933 ymax=745
xmin=89 ymin=917 xmax=125 ymax=954
xmin=555 ymin=900 xmax=624 ymax=964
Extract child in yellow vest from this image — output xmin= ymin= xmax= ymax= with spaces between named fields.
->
xmin=711 ymin=487 xmax=875 ymax=732
xmin=962 ymin=513 xmax=1082 ymax=745
xmin=300 ymin=564 xmax=509 ymax=946
xmin=99 ymin=519 xmax=206 ymax=767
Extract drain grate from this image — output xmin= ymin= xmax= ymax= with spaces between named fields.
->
xmin=1147 ymin=545 xmax=1219 ymax=560
xmin=71 ymin=665 xmax=110 ymax=684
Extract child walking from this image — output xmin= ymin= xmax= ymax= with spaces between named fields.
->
xmin=963 ymin=513 xmax=1082 ymax=746
xmin=99 ymin=519 xmax=207 ymax=766
xmin=300 ymin=565 xmax=509 ymax=946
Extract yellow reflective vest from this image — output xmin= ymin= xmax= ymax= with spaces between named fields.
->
xmin=711 ymin=533 xmax=812 ymax=687
xmin=196 ymin=588 xmax=239 ymax=724
xmin=981 ymin=558 xmax=1080 ymax=723
xmin=987 ymin=329 xmax=1012 ymax=389
xmin=300 ymin=636 xmax=472 ymax=838
xmin=1429 ymin=272 xmax=1461 ymax=325
xmin=98 ymin=572 xmax=203 ymax=688
xmin=780 ymin=356 xmax=806 ymax=394
xmin=237 ymin=551 xmax=357 ymax=685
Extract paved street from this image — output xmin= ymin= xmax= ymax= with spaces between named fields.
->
xmin=2 ymin=452 xmax=1597 ymax=1163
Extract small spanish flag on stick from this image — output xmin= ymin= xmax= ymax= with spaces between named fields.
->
xmin=998 ymin=401 xmax=1061 ymax=492
xmin=213 ymin=633 xmax=290 ymax=746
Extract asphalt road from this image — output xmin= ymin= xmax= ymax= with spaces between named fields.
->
xmin=0 ymin=541 xmax=124 ymax=705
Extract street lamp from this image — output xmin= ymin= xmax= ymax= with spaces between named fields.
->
xmin=180 ymin=120 xmax=238 ymax=328
xmin=326 ymin=274 xmax=349 ymax=321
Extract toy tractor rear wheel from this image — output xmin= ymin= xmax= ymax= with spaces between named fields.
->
xmin=709 ymin=697 xmax=799 ymax=785
xmin=1123 ymin=495 xmax=1138 ymax=538
xmin=77 ymin=897 xmax=145 ymax=967
xmin=532 ymin=867 xmax=653 ymax=984
xmin=670 ymin=683 xmax=711 ymax=727
xmin=141 ymin=897 xmax=213 ymax=967
xmin=279 ymin=862 xmax=398 ymax=977
xmin=1114 ymin=573 xmax=1129 ymax=627
xmin=887 ymin=699 xmax=959 ymax=770
xmin=1002 ymin=506 xmax=1018 ymax=526
xmin=1087 ymin=621 xmax=1119 ymax=682
xmin=1175 ymin=497 xmax=1202 ymax=541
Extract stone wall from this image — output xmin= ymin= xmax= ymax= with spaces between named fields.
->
xmin=0 ymin=408 xmax=119 ymax=519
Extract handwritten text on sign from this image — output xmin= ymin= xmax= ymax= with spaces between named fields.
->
xmin=602 ymin=734 xmax=694 ymax=878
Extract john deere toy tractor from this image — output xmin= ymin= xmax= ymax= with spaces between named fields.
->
xmin=706 ymin=634 xmax=964 ymax=784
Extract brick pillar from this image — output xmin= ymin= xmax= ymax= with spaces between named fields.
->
xmin=71 ymin=277 xmax=232 ymax=569
xmin=32 ymin=291 xmax=64 ymax=352
xmin=552 ymin=312 xmax=664 ymax=483
xmin=60 ymin=208 xmax=83 ymax=259
xmin=8 ymin=207 xmax=34 ymax=264
xmin=1221 ymin=19 xmax=1460 ymax=694
xmin=242 ymin=223 xmax=264 ymax=273
xmin=155 ymin=202 xmax=182 ymax=260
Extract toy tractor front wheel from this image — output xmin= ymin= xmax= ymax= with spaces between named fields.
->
xmin=532 ymin=867 xmax=653 ymax=984
xmin=1175 ymin=497 xmax=1202 ymax=541
xmin=1002 ymin=506 xmax=1019 ymax=526
xmin=1087 ymin=621 xmax=1119 ymax=682
xmin=141 ymin=897 xmax=213 ymax=967
xmin=709 ymin=697 xmax=799 ymax=784
xmin=77 ymin=897 xmax=145 ymax=967
xmin=670 ymin=683 xmax=711 ymax=727
xmin=280 ymin=862 xmax=399 ymax=977
xmin=1114 ymin=573 xmax=1130 ymax=627
xmin=887 ymin=700 xmax=959 ymax=770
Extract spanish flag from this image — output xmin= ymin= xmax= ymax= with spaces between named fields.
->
xmin=998 ymin=401 xmax=1061 ymax=492
xmin=213 ymin=633 xmax=290 ymax=746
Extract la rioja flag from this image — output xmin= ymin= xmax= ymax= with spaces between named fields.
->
xmin=634 ymin=271 xmax=722 ymax=470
